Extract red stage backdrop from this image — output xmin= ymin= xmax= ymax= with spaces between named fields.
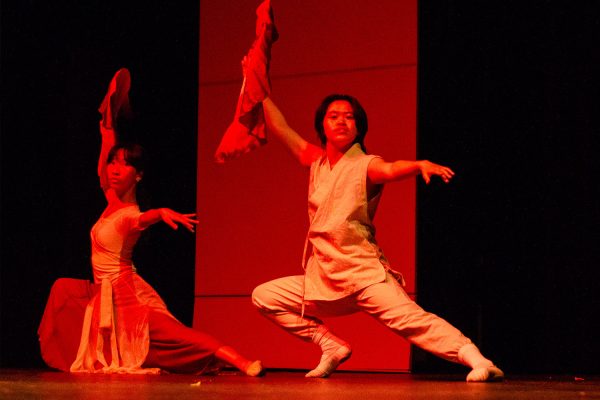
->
xmin=196 ymin=0 xmax=417 ymax=371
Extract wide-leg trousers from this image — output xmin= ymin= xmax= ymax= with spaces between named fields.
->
xmin=252 ymin=273 xmax=471 ymax=363
xmin=39 ymin=277 xmax=221 ymax=373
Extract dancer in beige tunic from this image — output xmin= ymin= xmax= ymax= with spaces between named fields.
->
xmin=252 ymin=94 xmax=504 ymax=382
xmin=39 ymin=69 xmax=264 ymax=376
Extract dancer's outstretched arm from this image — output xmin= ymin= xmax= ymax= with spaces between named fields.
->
xmin=139 ymin=209 xmax=198 ymax=232
xmin=263 ymin=97 xmax=322 ymax=167
xmin=368 ymin=158 xmax=455 ymax=185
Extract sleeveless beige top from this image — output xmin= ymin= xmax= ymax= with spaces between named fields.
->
xmin=303 ymin=143 xmax=390 ymax=300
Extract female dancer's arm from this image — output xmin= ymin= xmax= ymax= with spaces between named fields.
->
xmin=98 ymin=122 xmax=115 ymax=190
xmin=98 ymin=122 xmax=119 ymax=203
xmin=139 ymin=209 xmax=198 ymax=232
xmin=263 ymin=97 xmax=322 ymax=167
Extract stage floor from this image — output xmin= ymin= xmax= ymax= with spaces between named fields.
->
xmin=1 ymin=369 xmax=599 ymax=400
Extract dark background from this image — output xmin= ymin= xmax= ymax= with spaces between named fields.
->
xmin=415 ymin=3 xmax=600 ymax=374
xmin=2 ymin=1 xmax=599 ymax=374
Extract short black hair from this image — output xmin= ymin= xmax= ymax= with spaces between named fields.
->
xmin=107 ymin=143 xmax=146 ymax=174
xmin=314 ymin=94 xmax=368 ymax=152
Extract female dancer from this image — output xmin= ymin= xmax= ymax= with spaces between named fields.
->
xmin=38 ymin=71 xmax=263 ymax=376
xmin=251 ymin=95 xmax=503 ymax=382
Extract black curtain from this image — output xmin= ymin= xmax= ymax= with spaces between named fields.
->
xmin=416 ymin=2 xmax=600 ymax=374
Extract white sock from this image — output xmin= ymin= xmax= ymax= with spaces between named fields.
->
xmin=305 ymin=326 xmax=352 ymax=378
xmin=458 ymin=343 xmax=504 ymax=382
xmin=466 ymin=365 xmax=504 ymax=382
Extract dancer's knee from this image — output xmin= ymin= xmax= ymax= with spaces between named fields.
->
xmin=252 ymin=276 xmax=303 ymax=313
xmin=251 ymin=283 xmax=271 ymax=310
xmin=51 ymin=277 xmax=78 ymax=292
xmin=49 ymin=278 xmax=92 ymax=300
xmin=252 ymin=281 xmax=289 ymax=313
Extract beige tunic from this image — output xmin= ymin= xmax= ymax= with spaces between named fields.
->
xmin=70 ymin=205 xmax=167 ymax=374
xmin=303 ymin=143 xmax=390 ymax=301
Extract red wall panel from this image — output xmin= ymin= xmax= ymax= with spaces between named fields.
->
xmin=197 ymin=0 xmax=416 ymax=371
xmin=200 ymin=0 xmax=416 ymax=81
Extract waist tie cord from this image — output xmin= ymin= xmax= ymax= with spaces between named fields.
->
xmin=99 ymin=278 xmax=113 ymax=332
xmin=300 ymin=233 xmax=314 ymax=318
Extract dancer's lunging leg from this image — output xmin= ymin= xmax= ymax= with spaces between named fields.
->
xmin=252 ymin=275 xmax=352 ymax=378
xmin=357 ymin=275 xmax=503 ymax=382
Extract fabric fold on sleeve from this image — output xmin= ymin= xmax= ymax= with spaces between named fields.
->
xmin=214 ymin=0 xmax=278 ymax=163
xmin=98 ymin=279 xmax=113 ymax=331
xmin=98 ymin=67 xmax=132 ymax=130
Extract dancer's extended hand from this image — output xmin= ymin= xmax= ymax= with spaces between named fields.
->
xmin=158 ymin=209 xmax=198 ymax=232
xmin=417 ymin=160 xmax=455 ymax=184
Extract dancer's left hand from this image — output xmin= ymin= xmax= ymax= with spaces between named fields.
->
xmin=159 ymin=209 xmax=199 ymax=232
xmin=417 ymin=161 xmax=455 ymax=184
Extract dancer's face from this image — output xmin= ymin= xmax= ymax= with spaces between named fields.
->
xmin=323 ymin=100 xmax=358 ymax=152
xmin=106 ymin=149 xmax=140 ymax=195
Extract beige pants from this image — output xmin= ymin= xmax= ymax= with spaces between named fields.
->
xmin=252 ymin=273 xmax=471 ymax=363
